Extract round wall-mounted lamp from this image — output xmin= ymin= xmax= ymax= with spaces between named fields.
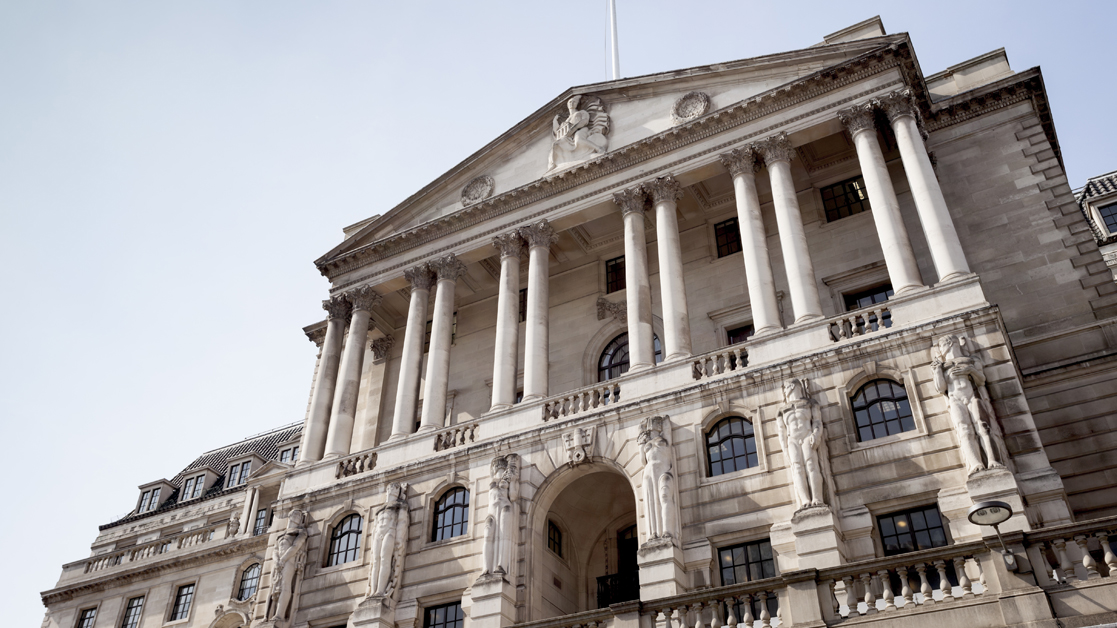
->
xmin=967 ymin=500 xmax=1016 ymax=571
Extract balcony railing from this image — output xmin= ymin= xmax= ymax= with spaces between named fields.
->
xmin=336 ymin=452 xmax=377 ymax=479
xmin=434 ymin=422 xmax=479 ymax=452
xmin=543 ymin=381 xmax=620 ymax=422
xmin=84 ymin=522 xmax=221 ymax=574
xmin=692 ymin=347 xmax=747 ymax=381
xmin=829 ymin=304 xmax=892 ymax=342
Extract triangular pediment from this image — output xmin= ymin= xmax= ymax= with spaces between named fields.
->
xmin=321 ymin=24 xmax=897 ymax=266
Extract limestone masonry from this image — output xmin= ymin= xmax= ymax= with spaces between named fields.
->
xmin=41 ymin=17 xmax=1117 ymax=628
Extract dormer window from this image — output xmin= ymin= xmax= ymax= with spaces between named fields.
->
xmin=182 ymin=474 xmax=206 ymax=500
xmin=138 ymin=488 xmax=161 ymax=513
xmin=279 ymin=446 xmax=300 ymax=464
xmin=136 ymin=480 xmax=174 ymax=515
xmin=227 ymin=460 xmax=252 ymax=488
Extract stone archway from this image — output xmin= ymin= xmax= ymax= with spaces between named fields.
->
xmin=208 ymin=611 xmax=248 ymax=628
xmin=526 ymin=463 xmax=638 ymax=621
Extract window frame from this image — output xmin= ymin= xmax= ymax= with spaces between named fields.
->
xmin=547 ymin=519 xmax=563 ymax=557
xmin=876 ymin=504 xmax=951 ymax=557
xmin=837 ymin=366 xmax=929 ymax=452
xmin=705 ymin=416 xmax=760 ymax=478
xmin=518 ymin=288 xmax=528 ymax=323
xmin=696 ymin=407 xmax=768 ymax=484
xmin=237 ymin=562 xmax=262 ymax=600
xmin=819 ymin=174 xmax=872 ymax=223
xmin=167 ymin=582 xmax=196 ymax=623
xmin=253 ymin=508 xmax=269 ymax=536
xmin=118 ymin=595 xmax=145 ymax=628
xmin=604 ymin=255 xmax=626 ymax=294
xmin=75 ymin=607 xmax=97 ymax=628
xmin=851 ymin=378 xmax=916 ymax=443
xmin=597 ymin=332 xmax=663 ymax=383
xmin=422 ymin=601 xmax=465 ymax=628
xmin=326 ymin=513 xmax=364 ymax=567
xmin=713 ymin=217 xmax=743 ymax=258
xmin=430 ymin=487 xmax=471 ymax=543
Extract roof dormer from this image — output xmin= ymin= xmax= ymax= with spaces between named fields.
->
xmin=135 ymin=480 xmax=174 ymax=514
xmin=178 ymin=466 xmax=219 ymax=502
xmin=224 ymin=454 xmax=266 ymax=489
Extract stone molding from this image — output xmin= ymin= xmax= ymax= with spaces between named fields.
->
xmin=461 ymin=175 xmax=495 ymax=207
xmin=323 ymin=296 xmax=352 ymax=321
xmin=492 ymin=232 xmax=527 ymax=259
xmin=596 ymin=296 xmax=626 ymax=322
xmin=612 ymin=186 xmax=648 ymax=217
xmin=671 ymin=91 xmax=710 ymax=125
xmin=642 ymin=176 xmax=682 ymax=205
xmin=404 ymin=264 xmax=436 ymax=292
xmin=305 ymin=327 xmax=327 ymax=347
xmin=518 ymin=220 xmax=559 ymax=249
xmin=430 ymin=254 xmax=468 ymax=282
xmin=346 ymin=286 xmax=383 ymax=312
xmin=719 ymin=146 xmax=762 ymax=177
xmin=370 ymin=335 xmax=395 ymax=361
xmin=757 ymin=132 xmax=795 ymax=165
xmin=836 ymin=102 xmax=877 ymax=135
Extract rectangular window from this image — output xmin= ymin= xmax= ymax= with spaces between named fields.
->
xmin=714 ymin=218 xmax=743 ymax=258
xmin=239 ymin=461 xmax=252 ymax=484
xmin=254 ymin=508 xmax=268 ymax=536
xmin=605 ymin=256 xmax=626 ymax=293
xmin=227 ymin=464 xmax=241 ymax=488
xmin=182 ymin=477 xmax=195 ymax=499
xmin=139 ymin=490 xmax=152 ymax=513
xmin=120 ymin=596 xmax=144 ymax=628
xmin=878 ymin=505 xmax=949 ymax=556
xmin=148 ymin=488 xmax=160 ymax=511
xmin=170 ymin=583 xmax=195 ymax=621
xmin=726 ymin=324 xmax=754 ymax=346
xmin=718 ymin=539 xmax=778 ymax=620
xmin=76 ymin=608 xmax=96 ymax=628
xmin=186 ymin=474 xmax=205 ymax=499
xmin=423 ymin=602 xmax=465 ymax=628
xmin=518 ymin=288 xmax=528 ymax=323
xmin=424 ymin=313 xmax=457 ymax=352
xmin=547 ymin=520 xmax=563 ymax=557
xmin=821 ymin=175 xmax=871 ymax=222
xmin=280 ymin=449 xmax=291 ymax=463
xmin=1099 ymin=201 xmax=1117 ymax=234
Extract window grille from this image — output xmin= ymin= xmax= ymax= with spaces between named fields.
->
xmin=718 ymin=539 xmax=778 ymax=620
xmin=423 ymin=602 xmax=464 ymax=628
xmin=169 ymin=584 xmax=195 ymax=621
xmin=431 ymin=487 xmax=470 ymax=541
xmin=1099 ymin=202 xmax=1117 ymax=234
xmin=706 ymin=417 xmax=759 ymax=477
xmin=237 ymin=563 xmax=262 ymax=600
xmin=76 ymin=609 xmax=96 ymax=628
xmin=119 ymin=597 xmax=144 ymax=628
xmin=518 ymin=288 xmax=527 ymax=323
xmin=851 ymin=380 xmax=915 ymax=442
xmin=547 ymin=520 xmax=563 ymax=557
xmin=878 ymin=505 xmax=949 ymax=556
xmin=821 ymin=175 xmax=871 ymax=222
xmin=327 ymin=514 xmax=363 ymax=566
xmin=605 ymin=256 xmax=625 ymax=293
xmin=714 ymin=218 xmax=742 ymax=258
xmin=253 ymin=508 xmax=268 ymax=536
xmin=598 ymin=333 xmax=663 ymax=382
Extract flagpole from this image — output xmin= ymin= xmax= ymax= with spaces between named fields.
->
xmin=608 ymin=0 xmax=620 ymax=80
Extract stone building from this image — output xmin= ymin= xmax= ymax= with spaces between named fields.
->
xmin=1076 ymin=170 xmax=1117 ymax=277
xmin=41 ymin=17 xmax=1117 ymax=628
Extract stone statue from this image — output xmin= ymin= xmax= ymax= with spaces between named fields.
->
xmin=639 ymin=416 xmax=677 ymax=543
xmin=776 ymin=378 xmax=828 ymax=511
xmin=481 ymin=454 xmax=519 ymax=577
xmin=266 ymin=509 xmax=310 ymax=623
xmin=367 ymin=482 xmax=410 ymax=599
xmin=548 ymin=95 xmax=609 ymax=173
xmin=226 ymin=511 xmax=241 ymax=538
xmin=931 ymin=334 xmax=1006 ymax=474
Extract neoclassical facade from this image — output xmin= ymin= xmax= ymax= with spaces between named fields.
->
xmin=41 ymin=17 xmax=1117 ymax=628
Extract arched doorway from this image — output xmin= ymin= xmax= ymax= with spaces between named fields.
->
xmin=528 ymin=466 xmax=638 ymax=620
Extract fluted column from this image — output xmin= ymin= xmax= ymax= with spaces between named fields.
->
xmin=323 ymin=286 xmax=382 ymax=458
xmin=720 ymin=147 xmax=782 ymax=335
xmin=520 ymin=220 xmax=558 ymax=401
xmin=419 ymin=254 xmax=468 ymax=431
xmin=297 ymin=296 xmax=350 ymax=465
xmin=881 ymin=88 xmax=971 ymax=283
xmin=490 ymin=233 xmax=526 ymax=412
xmin=839 ymin=103 xmax=924 ymax=295
xmin=390 ymin=264 xmax=436 ymax=439
xmin=760 ymin=133 xmax=824 ymax=323
xmin=644 ymin=176 xmax=692 ymax=360
xmin=613 ymin=186 xmax=656 ymax=371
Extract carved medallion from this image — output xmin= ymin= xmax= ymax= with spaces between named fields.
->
xmin=461 ymin=175 xmax=495 ymax=207
xmin=671 ymin=91 xmax=710 ymax=125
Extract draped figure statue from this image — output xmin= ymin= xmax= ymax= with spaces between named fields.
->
xmin=931 ymin=334 xmax=1007 ymax=474
xmin=367 ymin=482 xmax=410 ymax=600
xmin=266 ymin=509 xmax=309 ymax=623
xmin=481 ymin=454 xmax=520 ymax=577
xmin=547 ymin=95 xmax=609 ymax=173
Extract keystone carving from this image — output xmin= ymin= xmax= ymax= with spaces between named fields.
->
xmin=642 ymin=176 xmax=683 ymax=205
xmin=403 ymin=263 xmax=436 ymax=292
xmin=720 ymin=146 xmax=762 ymax=177
xmin=370 ymin=335 xmax=395 ymax=361
xmin=492 ymin=232 xmax=527 ymax=259
xmin=518 ymin=219 xmax=559 ymax=249
xmin=563 ymin=426 xmax=595 ymax=467
xmin=322 ymin=295 xmax=352 ymax=322
xmin=548 ymin=95 xmax=610 ymax=173
xmin=758 ymin=133 xmax=795 ymax=166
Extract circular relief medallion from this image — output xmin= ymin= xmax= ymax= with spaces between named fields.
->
xmin=671 ymin=91 xmax=710 ymax=125
xmin=461 ymin=175 xmax=495 ymax=206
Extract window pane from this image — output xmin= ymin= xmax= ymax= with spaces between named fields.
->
xmin=432 ymin=488 xmax=470 ymax=541
xmin=120 ymin=596 xmax=144 ymax=628
xmin=170 ymin=584 xmax=195 ymax=620
xmin=851 ymin=379 xmax=916 ymax=442
xmin=605 ymin=256 xmax=626 ymax=293
xmin=706 ymin=417 xmax=758 ymax=477
xmin=878 ymin=506 xmax=948 ymax=556
xmin=718 ymin=539 xmax=775 ymax=585
xmin=821 ymin=175 xmax=872 ymax=222
xmin=76 ymin=609 xmax=96 ymax=628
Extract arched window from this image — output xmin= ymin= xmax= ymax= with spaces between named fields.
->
xmin=327 ymin=514 xmax=363 ymax=566
xmin=237 ymin=563 xmax=261 ymax=600
xmin=598 ymin=333 xmax=663 ymax=382
xmin=706 ymin=417 xmax=758 ymax=477
xmin=431 ymin=487 xmax=470 ymax=542
xmin=852 ymin=380 xmax=915 ymax=442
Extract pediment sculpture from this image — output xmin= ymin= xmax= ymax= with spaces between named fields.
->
xmin=547 ymin=95 xmax=610 ymax=173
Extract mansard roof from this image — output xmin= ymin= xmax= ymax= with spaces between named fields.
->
xmin=100 ymin=422 xmax=302 ymax=531
xmin=1076 ymin=169 xmax=1117 ymax=244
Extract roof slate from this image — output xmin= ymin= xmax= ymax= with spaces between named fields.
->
xmin=1076 ymin=170 xmax=1117 ymax=244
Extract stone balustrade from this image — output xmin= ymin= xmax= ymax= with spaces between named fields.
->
xmin=434 ymin=422 xmax=479 ymax=451
xmin=828 ymin=304 xmax=893 ymax=342
xmin=692 ymin=346 xmax=748 ymax=381
xmin=336 ymin=452 xmax=378 ymax=479
xmin=543 ymin=381 xmax=621 ymax=422
xmin=1022 ymin=517 xmax=1117 ymax=585
xmin=643 ymin=581 xmax=783 ymax=628
xmin=513 ymin=608 xmax=614 ymax=628
xmin=84 ymin=523 xmax=221 ymax=574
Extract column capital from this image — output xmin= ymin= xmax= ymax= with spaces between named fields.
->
xmin=879 ymin=87 xmax=919 ymax=122
xmin=758 ymin=132 xmax=795 ymax=166
xmin=720 ymin=146 xmax=762 ymax=177
xmin=431 ymin=253 xmax=468 ymax=282
xmin=370 ymin=335 xmax=395 ymax=360
xmin=404 ymin=263 xmax=436 ymax=292
xmin=642 ymin=176 xmax=682 ymax=205
xmin=518 ymin=219 xmax=559 ymax=249
xmin=346 ymin=285 xmax=382 ymax=312
xmin=492 ymin=233 xmax=527 ymax=259
xmin=322 ymin=295 xmax=352 ymax=321
xmin=837 ymin=102 xmax=878 ymax=136
xmin=612 ymin=186 xmax=649 ymax=217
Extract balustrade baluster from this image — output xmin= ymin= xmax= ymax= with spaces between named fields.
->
xmin=933 ymin=560 xmax=953 ymax=601
xmin=741 ymin=594 xmax=754 ymax=628
xmin=824 ymin=579 xmax=839 ymax=619
xmin=1053 ymin=539 xmax=1075 ymax=582
xmin=1074 ymin=535 xmax=1099 ymax=579
xmin=657 ymin=609 xmax=670 ymax=628
xmin=915 ymin=563 xmax=933 ymax=605
xmin=723 ymin=597 xmax=737 ymax=628
xmin=860 ymin=573 xmax=877 ymax=614
xmin=842 ymin=575 xmax=858 ymax=617
xmin=1098 ymin=532 xmax=1117 ymax=577
xmin=954 ymin=557 xmax=973 ymax=597
xmin=878 ymin=568 xmax=895 ymax=611
xmin=757 ymin=593 xmax=771 ymax=628
xmin=895 ymin=565 xmax=913 ymax=607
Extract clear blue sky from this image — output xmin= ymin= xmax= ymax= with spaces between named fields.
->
xmin=3 ymin=1 xmax=1113 ymax=623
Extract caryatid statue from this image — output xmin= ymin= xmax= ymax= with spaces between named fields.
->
xmin=931 ymin=334 xmax=1005 ymax=474
xmin=547 ymin=95 xmax=610 ymax=172
xmin=367 ymin=482 xmax=410 ymax=600
xmin=776 ymin=378 xmax=828 ymax=511
xmin=267 ymin=509 xmax=310 ymax=623
xmin=639 ymin=416 xmax=678 ymax=542
xmin=481 ymin=454 xmax=520 ymax=577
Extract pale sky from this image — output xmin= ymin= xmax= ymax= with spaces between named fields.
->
xmin=3 ymin=2 xmax=1114 ymax=623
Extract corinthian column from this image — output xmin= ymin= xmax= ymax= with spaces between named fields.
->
xmin=644 ymin=176 xmax=692 ymax=360
xmin=419 ymin=254 xmax=468 ymax=431
xmin=613 ymin=186 xmax=655 ymax=371
xmin=490 ymin=233 xmax=526 ymax=412
xmin=324 ymin=286 xmax=382 ymax=458
xmin=519 ymin=220 xmax=558 ymax=401
xmin=760 ymin=133 xmax=824 ymax=323
xmin=720 ymin=147 xmax=782 ymax=335
xmin=390 ymin=264 xmax=435 ymax=439
xmin=298 ymin=296 xmax=350 ymax=465
xmin=881 ymin=88 xmax=970 ymax=283
xmin=839 ymin=103 xmax=924 ymax=295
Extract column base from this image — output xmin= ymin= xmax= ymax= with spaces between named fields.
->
xmin=628 ymin=362 xmax=654 ymax=373
xmin=792 ymin=313 xmax=825 ymax=326
xmin=664 ymin=352 xmax=692 ymax=363
xmin=521 ymin=394 xmax=544 ymax=402
xmin=893 ymin=283 xmax=929 ymax=296
xmin=415 ymin=425 xmax=437 ymax=433
xmin=935 ymin=271 xmax=975 ymax=285
xmin=348 ymin=596 xmax=396 ymax=628
xmin=486 ymin=404 xmax=513 ymax=414
xmin=321 ymin=452 xmax=341 ymax=461
xmin=637 ymin=537 xmax=687 ymax=599
xmin=753 ymin=325 xmax=783 ymax=337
